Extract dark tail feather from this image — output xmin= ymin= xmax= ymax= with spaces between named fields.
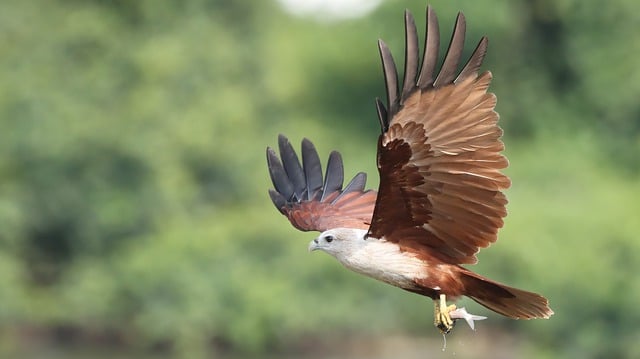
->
xmin=460 ymin=269 xmax=554 ymax=319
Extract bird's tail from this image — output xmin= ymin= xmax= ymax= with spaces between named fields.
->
xmin=459 ymin=268 xmax=554 ymax=319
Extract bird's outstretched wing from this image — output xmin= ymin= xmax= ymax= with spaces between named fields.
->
xmin=367 ymin=7 xmax=510 ymax=265
xmin=267 ymin=134 xmax=377 ymax=232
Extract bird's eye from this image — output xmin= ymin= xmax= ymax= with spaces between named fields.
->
xmin=325 ymin=235 xmax=334 ymax=243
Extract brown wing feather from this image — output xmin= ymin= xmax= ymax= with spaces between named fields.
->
xmin=267 ymin=135 xmax=376 ymax=232
xmin=368 ymin=7 xmax=509 ymax=265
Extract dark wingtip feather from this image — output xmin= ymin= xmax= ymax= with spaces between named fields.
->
xmin=332 ymin=172 xmax=368 ymax=204
xmin=402 ymin=10 xmax=419 ymax=99
xmin=278 ymin=134 xmax=306 ymax=199
xmin=301 ymin=138 xmax=323 ymax=200
xmin=375 ymin=97 xmax=389 ymax=132
xmin=321 ymin=151 xmax=344 ymax=201
xmin=268 ymin=189 xmax=287 ymax=213
xmin=378 ymin=39 xmax=399 ymax=126
xmin=267 ymin=147 xmax=294 ymax=201
xmin=455 ymin=36 xmax=488 ymax=83
xmin=417 ymin=5 xmax=440 ymax=88
xmin=433 ymin=11 xmax=466 ymax=87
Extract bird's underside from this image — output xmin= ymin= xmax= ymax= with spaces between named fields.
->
xmin=308 ymin=227 xmax=551 ymax=334
xmin=266 ymin=4 xmax=553 ymax=335
xmin=310 ymin=228 xmax=484 ymax=333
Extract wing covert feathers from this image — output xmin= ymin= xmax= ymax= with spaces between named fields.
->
xmin=267 ymin=135 xmax=376 ymax=232
xmin=369 ymin=7 xmax=509 ymax=265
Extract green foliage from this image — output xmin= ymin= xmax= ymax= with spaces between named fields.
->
xmin=0 ymin=0 xmax=638 ymax=358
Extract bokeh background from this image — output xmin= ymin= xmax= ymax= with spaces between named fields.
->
xmin=1 ymin=0 xmax=639 ymax=358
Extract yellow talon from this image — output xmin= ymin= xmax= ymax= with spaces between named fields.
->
xmin=434 ymin=294 xmax=457 ymax=334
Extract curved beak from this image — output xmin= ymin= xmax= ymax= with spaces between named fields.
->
xmin=308 ymin=238 xmax=320 ymax=252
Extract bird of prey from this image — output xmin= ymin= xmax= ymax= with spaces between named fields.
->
xmin=266 ymin=5 xmax=553 ymax=334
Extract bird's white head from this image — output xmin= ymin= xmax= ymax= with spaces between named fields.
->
xmin=308 ymin=228 xmax=368 ymax=258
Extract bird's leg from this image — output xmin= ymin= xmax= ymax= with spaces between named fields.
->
xmin=434 ymin=294 xmax=457 ymax=334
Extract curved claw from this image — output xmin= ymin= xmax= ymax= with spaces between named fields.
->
xmin=434 ymin=294 xmax=457 ymax=334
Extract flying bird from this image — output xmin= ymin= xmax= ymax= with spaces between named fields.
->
xmin=266 ymin=5 xmax=553 ymax=334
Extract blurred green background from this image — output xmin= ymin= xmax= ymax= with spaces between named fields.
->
xmin=1 ymin=0 xmax=639 ymax=358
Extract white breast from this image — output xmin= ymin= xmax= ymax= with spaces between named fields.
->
xmin=336 ymin=238 xmax=428 ymax=289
